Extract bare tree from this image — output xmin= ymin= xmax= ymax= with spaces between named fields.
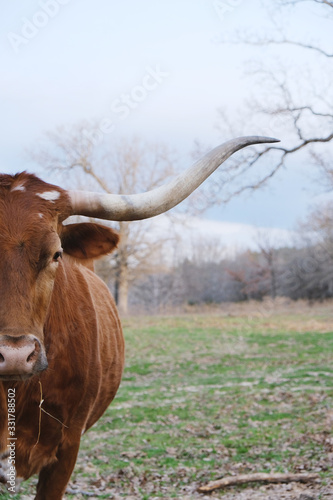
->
xmin=255 ymin=231 xmax=281 ymax=299
xmin=205 ymin=0 xmax=333 ymax=202
xmin=30 ymin=124 xmax=177 ymax=315
xmin=278 ymin=201 xmax=333 ymax=299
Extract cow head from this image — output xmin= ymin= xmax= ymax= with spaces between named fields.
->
xmin=0 ymin=173 xmax=119 ymax=381
xmin=0 ymin=136 xmax=278 ymax=380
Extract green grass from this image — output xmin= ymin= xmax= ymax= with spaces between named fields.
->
xmin=1 ymin=312 xmax=333 ymax=498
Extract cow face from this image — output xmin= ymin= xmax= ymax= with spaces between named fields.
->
xmin=0 ymin=173 xmax=119 ymax=381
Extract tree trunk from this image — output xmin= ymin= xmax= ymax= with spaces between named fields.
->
xmin=117 ymin=268 xmax=128 ymax=316
xmin=114 ymin=222 xmax=129 ymax=316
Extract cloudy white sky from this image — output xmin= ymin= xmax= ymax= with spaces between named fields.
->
xmin=1 ymin=0 xmax=332 ymax=239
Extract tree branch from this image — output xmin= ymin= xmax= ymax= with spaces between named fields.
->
xmin=279 ymin=0 xmax=333 ymax=8
xmin=252 ymin=39 xmax=333 ymax=58
xmin=197 ymin=472 xmax=320 ymax=493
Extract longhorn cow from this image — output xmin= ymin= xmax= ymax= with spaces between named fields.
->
xmin=0 ymin=136 xmax=278 ymax=499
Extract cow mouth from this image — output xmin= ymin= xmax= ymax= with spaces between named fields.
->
xmin=0 ymin=372 xmax=36 ymax=381
xmin=0 ymin=361 xmax=48 ymax=381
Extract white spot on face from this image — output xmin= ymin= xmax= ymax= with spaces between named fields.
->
xmin=38 ymin=213 xmax=44 ymax=219
xmin=11 ymin=183 xmax=26 ymax=192
xmin=37 ymin=191 xmax=61 ymax=203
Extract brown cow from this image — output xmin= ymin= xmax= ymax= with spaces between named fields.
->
xmin=0 ymin=137 xmax=278 ymax=499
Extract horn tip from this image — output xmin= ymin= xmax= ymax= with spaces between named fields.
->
xmin=263 ymin=136 xmax=280 ymax=143
xmin=247 ymin=136 xmax=280 ymax=144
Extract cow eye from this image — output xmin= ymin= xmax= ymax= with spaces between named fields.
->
xmin=53 ymin=250 xmax=63 ymax=262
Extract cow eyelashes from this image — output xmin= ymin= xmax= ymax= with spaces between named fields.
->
xmin=53 ymin=250 xmax=63 ymax=262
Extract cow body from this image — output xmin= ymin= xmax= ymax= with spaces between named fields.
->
xmin=0 ymin=173 xmax=124 ymax=499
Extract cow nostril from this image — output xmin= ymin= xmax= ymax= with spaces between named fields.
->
xmin=0 ymin=353 xmax=4 ymax=363
xmin=26 ymin=340 xmax=41 ymax=364
xmin=27 ymin=351 xmax=35 ymax=363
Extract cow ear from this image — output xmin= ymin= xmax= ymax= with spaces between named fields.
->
xmin=61 ymin=223 xmax=119 ymax=260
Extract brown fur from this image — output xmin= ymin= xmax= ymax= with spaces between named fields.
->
xmin=0 ymin=173 xmax=124 ymax=499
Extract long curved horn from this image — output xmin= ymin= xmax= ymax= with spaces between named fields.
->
xmin=68 ymin=136 xmax=279 ymax=221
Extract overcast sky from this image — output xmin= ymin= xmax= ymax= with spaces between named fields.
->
xmin=1 ymin=0 xmax=331 ymax=232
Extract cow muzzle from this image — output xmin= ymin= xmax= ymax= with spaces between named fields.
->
xmin=0 ymin=335 xmax=48 ymax=381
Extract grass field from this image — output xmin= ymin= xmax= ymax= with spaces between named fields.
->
xmin=2 ymin=305 xmax=333 ymax=499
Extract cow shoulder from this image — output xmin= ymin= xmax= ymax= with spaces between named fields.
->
xmin=61 ymin=223 xmax=119 ymax=260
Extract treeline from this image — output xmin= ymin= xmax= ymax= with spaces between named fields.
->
xmin=127 ymin=238 xmax=333 ymax=312
xmin=95 ymin=203 xmax=333 ymax=313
